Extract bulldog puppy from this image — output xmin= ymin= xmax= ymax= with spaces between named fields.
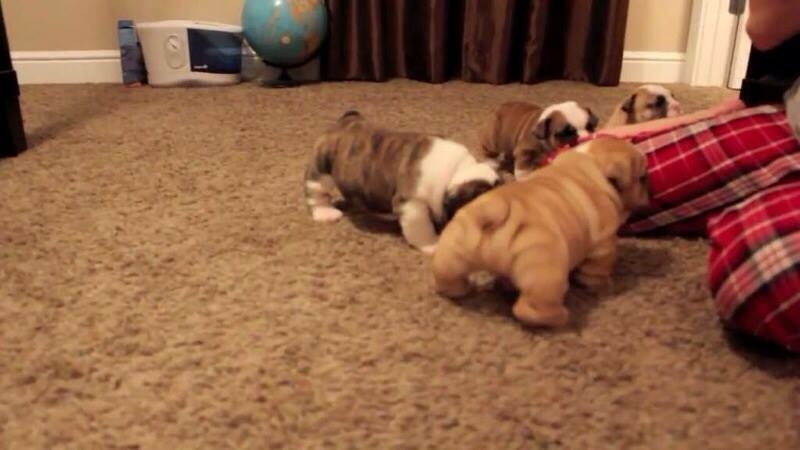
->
xmin=477 ymin=101 xmax=599 ymax=180
xmin=431 ymin=137 xmax=650 ymax=327
xmin=304 ymin=110 xmax=502 ymax=253
xmin=603 ymin=84 xmax=682 ymax=128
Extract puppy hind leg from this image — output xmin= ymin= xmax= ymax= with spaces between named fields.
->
xmin=574 ymin=237 xmax=617 ymax=293
xmin=433 ymin=258 xmax=473 ymax=298
xmin=397 ymin=199 xmax=439 ymax=254
xmin=431 ymin=230 xmax=474 ymax=298
xmin=510 ymin=247 xmax=570 ymax=327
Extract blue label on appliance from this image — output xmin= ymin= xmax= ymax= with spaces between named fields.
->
xmin=187 ymin=29 xmax=242 ymax=74
xmin=118 ymin=19 xmax=147 ymax=84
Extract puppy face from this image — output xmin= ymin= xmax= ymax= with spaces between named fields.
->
xmin=581 ymin=138 xmax=650 ymax=212
xmin=622 ymin=85 xmax=682 ymax=123
xmin=512 ymin=101 xmax=599 ymax=177
xmin=534 ymin=101 xmax=599 ymax=149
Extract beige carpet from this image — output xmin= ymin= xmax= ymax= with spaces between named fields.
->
xmin=1 ymin=80 xmax=798 ymax=449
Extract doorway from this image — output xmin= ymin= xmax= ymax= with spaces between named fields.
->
xmin=684 ymin=0 xmax=750 ymax=88
xmin=727 ymin=1 xmax=751 ymax=89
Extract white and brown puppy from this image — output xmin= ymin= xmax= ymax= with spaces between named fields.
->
xmin=477 ymin=101 xmax=599 ymax=179
xmin=305 ymin=111 xmax=502 ymax=253
xmin=603 ymin=84 xmax=682 ymax=128
xmin=431 ymin=137 xmax=650 ymax=327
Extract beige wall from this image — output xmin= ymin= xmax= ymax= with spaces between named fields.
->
xmin=4 ymin=0 xmax=115 ymax=51
xmin=3 ymin=0 xmax=244 ymax=51
xmin=4 ymin=0 xmax=692 ymax=53
xmin=112 ymin=1 xmax=243 ymax=26
xmin=624 ymin=0 xmax=693 ymax=52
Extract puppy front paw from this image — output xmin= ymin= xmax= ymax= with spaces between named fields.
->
xmin=312 ymin=206 xmax=344 ymax=222
xmin=467 ymin=271 xmax=498 ymax=291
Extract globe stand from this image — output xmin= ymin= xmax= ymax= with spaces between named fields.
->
xmin=261 ymin=66 xmax=301 ymax=88
xmin=255 ymin=57 xmax=321 ymax=88
xmin=242 ymin=0 xmax=328 ymax=89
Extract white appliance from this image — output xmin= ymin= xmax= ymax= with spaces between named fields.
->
xmin=136 ymin=20 xmax=243 ymax=87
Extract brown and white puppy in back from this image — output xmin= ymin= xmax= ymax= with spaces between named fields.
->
xmin=603 ymin=84 xmax=682 ymax=128
xmin=431 ymin=137 xmax=650 ymax=328
xmin=304 ymin=110 xmax=502 ymax=253
xmin=477 ymin=101 xmax=599 ymax=180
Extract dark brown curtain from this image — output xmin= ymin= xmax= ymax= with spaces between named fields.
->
xmin=320 ymin=0 xmax=629 ymax=86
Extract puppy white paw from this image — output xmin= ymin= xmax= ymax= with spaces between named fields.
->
xmin=468 ymin=271 xmax=498 ymax=291
xmin=420 ymin=244 xmax=437 ymax=255
xmin=312 ymin=206 xmax=343 ymax=222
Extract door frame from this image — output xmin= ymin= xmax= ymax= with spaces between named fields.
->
xmin=727 ymin=2 xmax=752 ymax=89
xmin=684 ymin=0 xmax=744 ymax=87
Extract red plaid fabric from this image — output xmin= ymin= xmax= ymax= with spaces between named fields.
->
xmin=618 ymin=105 xmax=800 ymax=235
xmin=708 ymin=181 xmax=800 ymax=352
xmin=583 ymin=105 xmax=800 ymax=352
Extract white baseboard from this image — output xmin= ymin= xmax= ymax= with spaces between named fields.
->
xmin=12 ymin=49 xmax=265 ymax=85
xmin=12 ymin=50 xmax=123 ymax=84
xmin=620 ymin=51 xmax=687 ymax=84
xmin=13 ymin=49 xmax=689 ymax=85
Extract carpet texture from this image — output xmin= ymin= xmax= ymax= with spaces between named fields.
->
xmin=1 ymin=80 xmax=798 ymax=449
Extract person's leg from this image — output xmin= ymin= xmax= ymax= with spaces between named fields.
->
xmin=0 ymin=2 xmax=27 ymax=157
xmin=708 ymin=178 xmax=800 ymax=352
xmin=618 ymin=105 xmax=800 ymax=236
xmin=746 ymin=0 xmax=800 ymax=51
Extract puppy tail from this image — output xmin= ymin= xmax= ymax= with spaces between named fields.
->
xmin=336 ymin=109 xmax=364 ymax=127
xmin=469 ymin=195 xmax=511 ymax=232
xmin=438 ymin=194 xmax=510 ymax=258
xmin=339 ymin=109 xmax=361 ymax=120
xmin=432 ymin=196 xmax=510 ymax=292
xmin=304 ymin=138 xmax=342 ymax=222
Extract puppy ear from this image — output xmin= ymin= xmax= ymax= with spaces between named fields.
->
xmin=533 ymin=117 xmax=551 ymax=140
xmin=606 ymin=175 xmax=623 ymax=193
xmin=443 ymin=190 xmax=474 ymax=223
xmin=443 ymin=181 xmax=493 ymax=222
xmin=602 ymin=161 xmax=627 ymax=194
xmin=442 ymin=193 xmax=461 ymax=223
xmin=621 ymin=94 xmax=636 ymax=113
xmin=586 ymin=108 xmax=599 ymax=131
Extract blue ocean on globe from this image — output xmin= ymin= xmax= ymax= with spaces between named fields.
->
xmin=242 ymin=0 xmax=329 ymax=68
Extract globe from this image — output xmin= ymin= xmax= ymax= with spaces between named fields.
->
xmin=241 ymin=0 xmax=329 ymax=68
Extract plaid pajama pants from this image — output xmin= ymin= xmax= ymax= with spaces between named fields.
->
xmin=610 ymin=105 xmax=800 ymax=352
